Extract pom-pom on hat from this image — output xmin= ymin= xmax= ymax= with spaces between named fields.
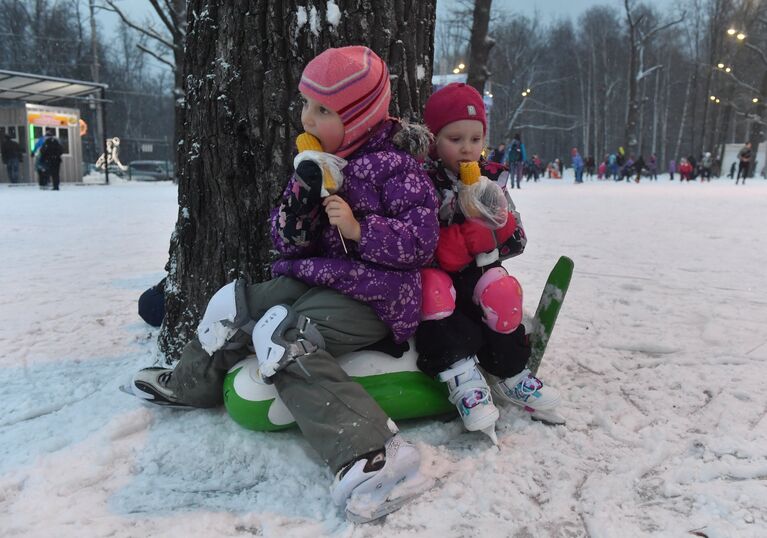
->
xmin=299 ymin=46 xmax=391 ymax=158
xmin=423 ymin=82 xmax=487 ymax=137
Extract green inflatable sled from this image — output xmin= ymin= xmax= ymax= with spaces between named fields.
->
xmin=223 ymin=341 xmax=453 ymax=431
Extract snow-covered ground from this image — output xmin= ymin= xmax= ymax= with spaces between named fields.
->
xmin=1 ymin=175 xmax=765 ymax=538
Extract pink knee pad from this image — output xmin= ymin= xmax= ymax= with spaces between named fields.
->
xmin=420 ymin=268 xmax=456 ymax=321
xmin=473 ymin=267 xmax=523 ymax=333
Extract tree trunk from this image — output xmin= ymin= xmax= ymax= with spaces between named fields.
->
xmin=160 ymin=0 xmax=438 ymax=360
xmin=747 ymin=70 xmax=767 ymax=177
xmin=673 ymin=72 xmax=694 ymax=163
xmin=624 ymin=29 xmax=639 ymax=153
xmin=466 ymin=0 xmax=494 ymax=95
xmin=651 ymin=67 xmax=661 ymax=157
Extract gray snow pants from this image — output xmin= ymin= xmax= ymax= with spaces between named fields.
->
xmin=168 ymin=276 xmax=394 ymax=472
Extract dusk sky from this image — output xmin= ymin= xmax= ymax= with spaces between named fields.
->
xmin=440 ymin=0 xmax=680 ymax=21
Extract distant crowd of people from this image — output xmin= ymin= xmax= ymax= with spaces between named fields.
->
xmin=485 ymin=136 xmax=760 ymax=186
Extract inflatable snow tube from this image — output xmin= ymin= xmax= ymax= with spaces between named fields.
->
xmin=223 ymin=341 xmax=453 ymax=431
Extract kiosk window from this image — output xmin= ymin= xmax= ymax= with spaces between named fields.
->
xmin=17 ymin=125 xmax=26 ymax=153
xmin=58 ymin=128 xmax=70 ymax=154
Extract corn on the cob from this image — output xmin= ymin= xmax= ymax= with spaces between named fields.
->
xmin=296 ymin=132 xmax=323 ymax=152
xmin=459 ymin=161 xmax=481 ymax=185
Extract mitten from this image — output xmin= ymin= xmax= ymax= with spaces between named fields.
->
xmin=461 ymin=218 xmax=498 ymax=256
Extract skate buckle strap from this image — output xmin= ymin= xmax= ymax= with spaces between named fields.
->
xmin=254 ymin=304 xmax=325 ymax=381
xmin=436 ymin=356 xmax=480 ymax=382
xmin=437 ymin=357 xmax=491 ymax=405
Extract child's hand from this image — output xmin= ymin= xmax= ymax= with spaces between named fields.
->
xmin=323 ymin=195 xmax=361 ymax=242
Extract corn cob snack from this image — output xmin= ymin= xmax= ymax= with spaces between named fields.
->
xmin=459 ymin=161 xmax=481 ymax=185
xmin=295 ymin=132 xmax=323 ymax=152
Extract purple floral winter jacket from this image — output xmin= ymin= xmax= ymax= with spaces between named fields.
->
xmin=271 ymin=121 xmax=439 ymax=342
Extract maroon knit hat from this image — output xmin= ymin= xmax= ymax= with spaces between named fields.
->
xmin=423 ymin=83 xmax=487 ymax=137
xmin=300 ymin=46 xmax=391 ymax=158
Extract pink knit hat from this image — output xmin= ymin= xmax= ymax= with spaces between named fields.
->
xmin=423 ymin=82 xmax=487 ymax=137
xmin=299 ymin=46 xmax=391 ymax=158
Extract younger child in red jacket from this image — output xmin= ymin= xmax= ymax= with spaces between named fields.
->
xmin=416 ymin=83 xmax=562 ymax=441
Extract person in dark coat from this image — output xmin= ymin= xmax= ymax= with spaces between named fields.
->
xmin=1 ymin=133 xmax=23 ymax=183
xmin=32 ymin=129 xmax=63 ymax=190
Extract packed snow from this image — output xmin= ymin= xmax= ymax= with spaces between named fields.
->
xmin=1 ymin=174 xmax=765 ymax=538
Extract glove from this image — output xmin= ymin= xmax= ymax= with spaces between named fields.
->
xmin=290 ymin=160 xmax=323 ymax=212
xmin=294 ymin=133 xmax=347 ymax=197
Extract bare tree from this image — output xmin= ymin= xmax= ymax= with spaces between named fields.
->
xmin=159 ymin=0 xmax=438 ymax=360
xmin=103 ymin=0 xmax=186 ymax=163
xmin=466 ymin=0 xmax=494 ymax=94
xmin=623 ymin=0 xmax=684 ymax=154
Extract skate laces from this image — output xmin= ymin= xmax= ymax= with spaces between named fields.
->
xmin=462 ymin=389 xmax=490 ymax=409
xmin=515 ymin=373 xmax=542 ymax=395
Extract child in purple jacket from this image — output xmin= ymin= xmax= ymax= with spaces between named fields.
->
xmin=127 ymin=46 xmax=439 ymax=523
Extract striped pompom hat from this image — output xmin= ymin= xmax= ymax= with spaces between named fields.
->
xmin=299 ymin=46 xmax=391 ymax=158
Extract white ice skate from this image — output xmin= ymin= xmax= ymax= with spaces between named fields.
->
xmin=438 ymin=356 xmax=499 ymax=443
xmin=331 ymin=434 xmax=433 ymax=523
xmin=123 ymin=367 xmax=193 ymax=408
xmin=491 ymin=368 xmax=565 ymax=425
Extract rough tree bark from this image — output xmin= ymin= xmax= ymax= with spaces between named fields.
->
xmin=466 ymin=0 xmax=494 ymax=95
xmin=159 ymin=0 xmax=437 ymax=361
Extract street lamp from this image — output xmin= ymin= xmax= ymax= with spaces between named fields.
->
xmin=710 ymin=95 xmax=717 ymax=101
xmin=727 ymin=28 xmax=737 ymax=35
xmin=753 ymin=97 xmax=759 ymax=103
xmin=458 ymin=63 xmax=465 ymax=70
xmin=737 ymin=33 xmax=746 ymax=41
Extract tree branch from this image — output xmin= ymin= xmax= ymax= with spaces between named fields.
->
xmin=722 ymin=69 xmax=762 ymax=95
xmin=743 ymin=41 xmax=767 ymax=69
xmin=148 ymin=0 xmax=182 ymax=42
xmin=637 ymin=64 xmax=662 ymax=82
xmin=640 ymin=14 xmax=685 ymax=45
xmin=103 ymin=0 xmax=176 ymax=51
xmin=513 ymin=123 xmax=580 ymax=131
xmin=137 ymin=43 xmax=175 ymax=70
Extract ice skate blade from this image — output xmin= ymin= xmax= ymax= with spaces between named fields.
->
xmin=119 ymin=383 xmax=194 ymax=409
xmin=529 ymin=409 xmax=566 ymax=426
xmin=481 ymin=425 xmax=499 ymax=445
xmin=462 ymin=405 xmax=500 ymax=434
xmin=345 ymin=475 xmax=434 ymax=524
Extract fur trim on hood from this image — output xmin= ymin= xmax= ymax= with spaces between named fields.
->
xmin=391 ymin=120 xmax=433 ymax=161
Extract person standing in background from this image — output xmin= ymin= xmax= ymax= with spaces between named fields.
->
xmin=571 ymin=147 xmax=584 ymax=183
xmin=1 ymin=133 xmax=22 ymax=183
xmin=33 ymin=129 xmax=63 ymax=190
xmin=736 ymin=142 xmax=752 ymax=185
xmin=503 ymin=133 xmax=526 ymax=189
